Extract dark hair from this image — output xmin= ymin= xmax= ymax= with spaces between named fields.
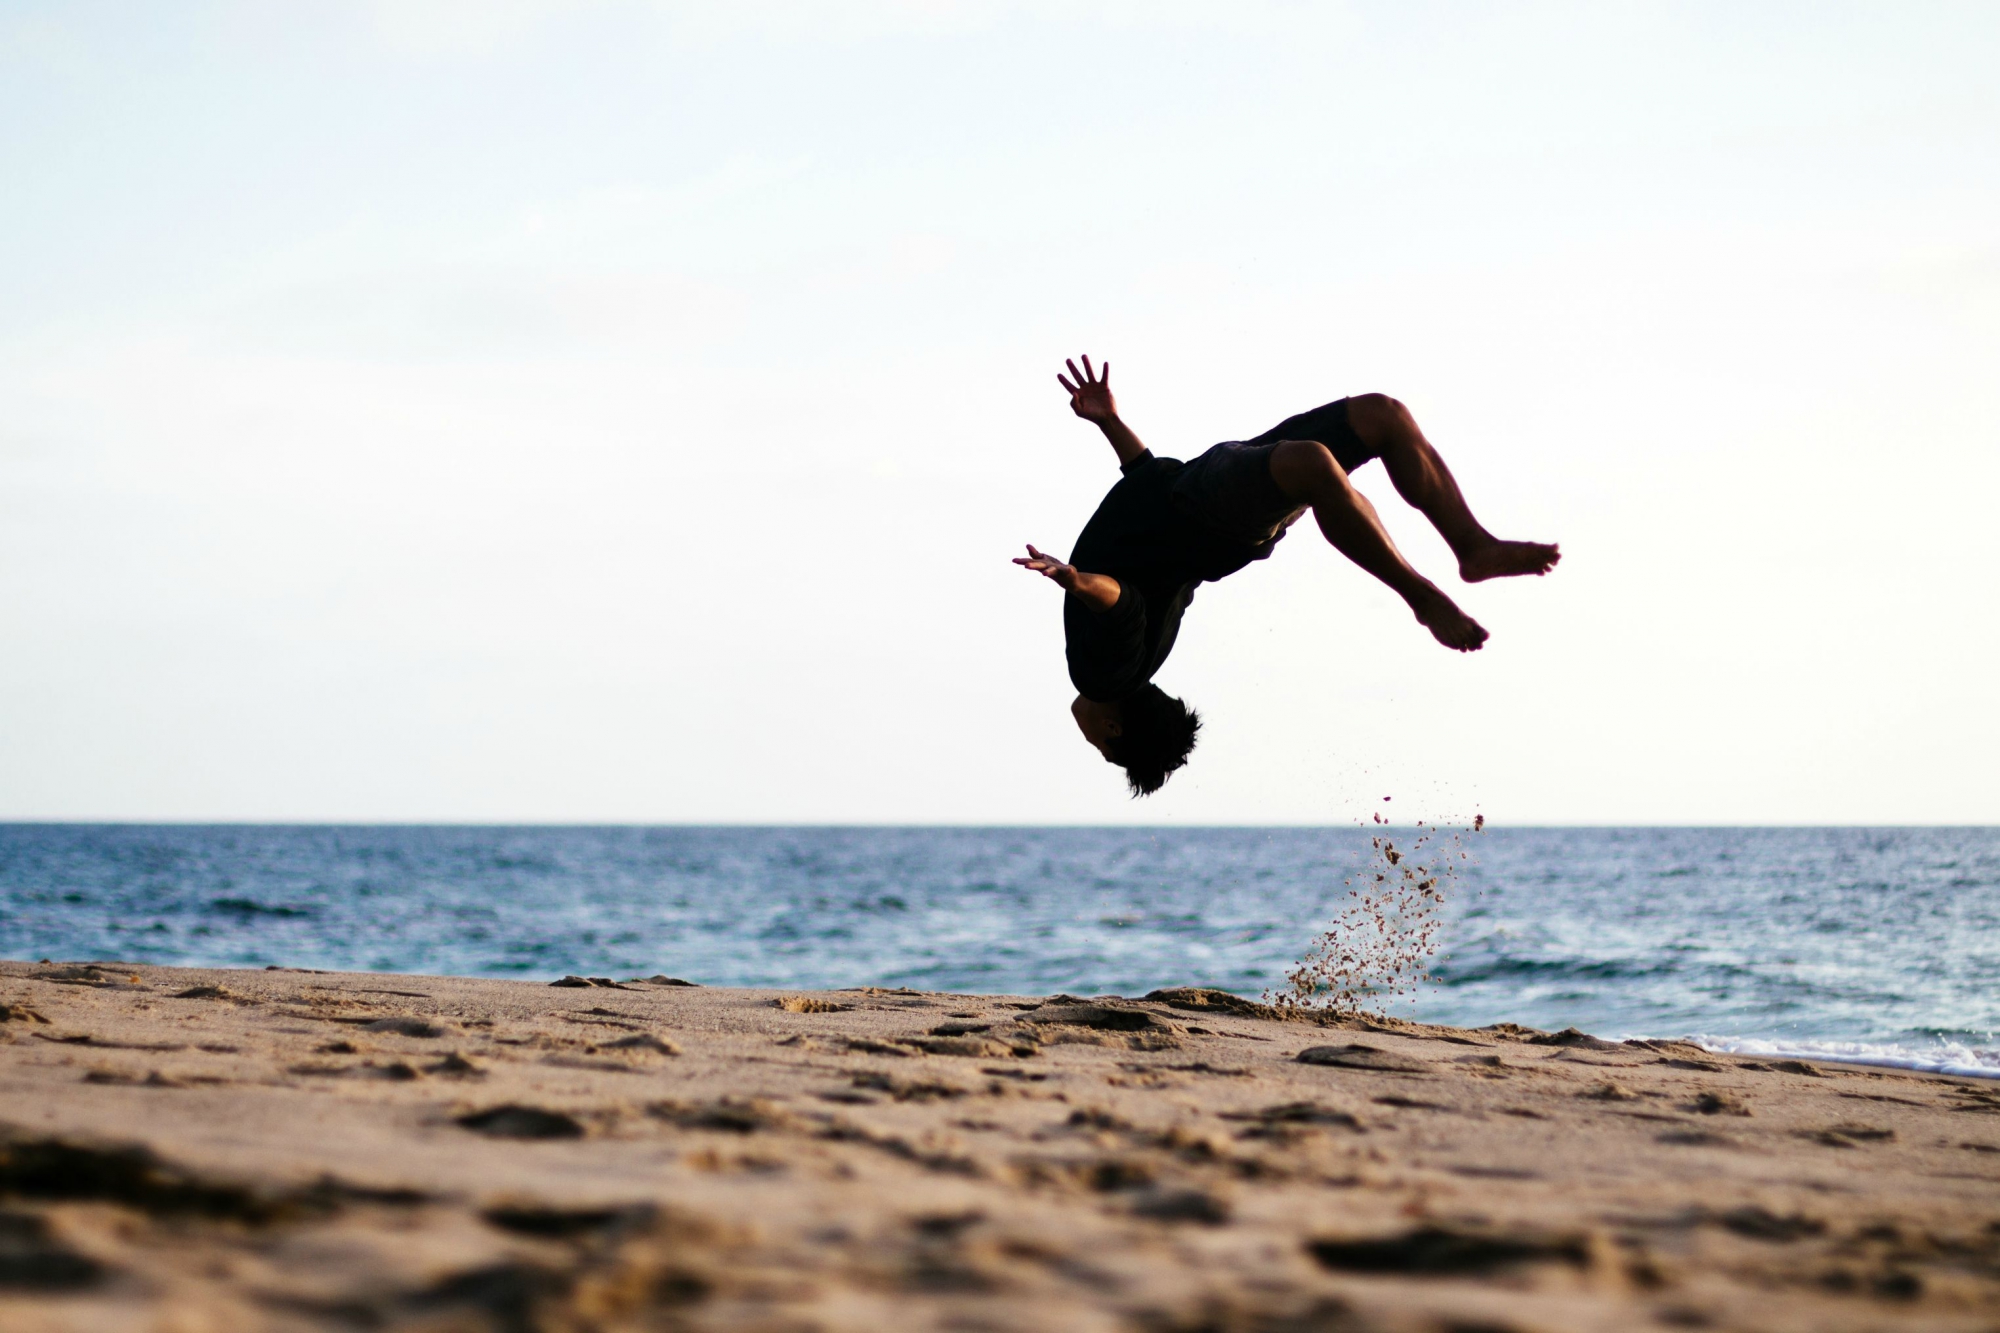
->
xmin=1104 ymin=684 xmax=1201 ymax=797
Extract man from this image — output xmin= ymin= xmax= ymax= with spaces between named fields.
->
xmin=1015 ymin=355 xmax=1559 ymax=796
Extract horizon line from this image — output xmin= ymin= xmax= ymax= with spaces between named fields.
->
xmin=2 ymin=820 xmax=1994 ymax=832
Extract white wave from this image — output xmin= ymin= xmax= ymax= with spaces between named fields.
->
xmin=1678 ymin=1033 xmax=2000 ymax=1082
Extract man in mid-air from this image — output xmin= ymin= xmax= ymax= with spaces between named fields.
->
xmin=1016 ymin=355 xmax=1559 ymax=796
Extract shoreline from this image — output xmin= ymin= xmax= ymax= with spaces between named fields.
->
xmin=1677 ymin=1032 xmax=2000 ymax=1085
xmin=5 ymin=959 xmax=1999 ymax=1330
xmin=22 ymin=954 xmax=1996 ymax=1086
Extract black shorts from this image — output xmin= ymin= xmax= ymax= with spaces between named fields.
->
xmin=1170 ymin=398 xmax=1375 ymax=549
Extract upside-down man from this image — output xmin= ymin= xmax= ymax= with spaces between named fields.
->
xmin=1015 ymin=355 xmax=1559 ymax=796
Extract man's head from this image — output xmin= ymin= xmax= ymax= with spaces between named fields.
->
xmin=1071 ymin=685 xmax=1201 ymax=797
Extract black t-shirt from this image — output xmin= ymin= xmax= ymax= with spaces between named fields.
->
xmin=1064 ymin=451 xmax=1267 ymax=701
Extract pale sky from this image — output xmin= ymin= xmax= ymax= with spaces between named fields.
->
xmin=3 ymin=1 xmax=1996 ymax=825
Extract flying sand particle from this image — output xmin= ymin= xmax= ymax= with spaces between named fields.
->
xmin=1268 ymin=814 xmax=1476 ymax=1016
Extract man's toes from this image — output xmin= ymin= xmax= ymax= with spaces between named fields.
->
xmin=1437 ymin=618 xmax=1486 ymax=651
xmin=1462 ymin=540 xmax=1561 ymax=581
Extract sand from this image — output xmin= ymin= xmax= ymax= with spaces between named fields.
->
xmin=2 ymin=960 xmax=1997 ymax=1332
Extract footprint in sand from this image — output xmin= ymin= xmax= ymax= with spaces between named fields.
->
xmin=362 ymin=1017 xmax=445 ymax=1038
xmin=1308 ymin=1225 xmax=1593 ymax=1276
xmin=597 ymin=1034 xmax=679 ymax=1056
xmin=1715 ymin=1205 xmax=1825 ymax=1241
xmin=648 ymin=1097 xmax=792 ymax=1134
xmin=1798 ymin=1123 xmax=1895 ymax=1148
xmin=481 ymin=1203 xmax=655 ymax=1238
xmin=1220 ymin=1102 xmax=1367 ymax=1138
xmin=1295 ymin=1044 xmax=1432 ymax=1074
xmin=1129 ymin=1186 xmax=1231 ymax=1225
xmin=0 ymin=1209 xmax=106 ymax=1288
xmin=455 ymin=1105 xmax=586 ymax=1139
xmin=1691 ymin=1091 xmax=1752 ymax=1116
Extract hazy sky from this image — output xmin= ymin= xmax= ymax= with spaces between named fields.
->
xmin=3 ymin=1 xmax=1996 ymax=824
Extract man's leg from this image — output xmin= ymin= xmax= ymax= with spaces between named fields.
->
xmin=1268 ymin=440 xmax=1488 ymax=652
xmin=1344 ymin=394 xmax=1560 ymax=583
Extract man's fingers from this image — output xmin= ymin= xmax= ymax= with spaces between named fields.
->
xmin=1014 ymin=547 xmax=1054 ymax=570
xmin=1080 ymin=353 xmax=1095 ymax=383
xmin=1057 ymin=374 xmax=1075 ymax=395
xmin=1099 ymin=361 xmax=1109 ymax=386
xmin=1065 ymin=358 xmax=1082 ymax=386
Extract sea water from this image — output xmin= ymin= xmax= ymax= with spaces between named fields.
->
xmin=1 ymin=825 xmax=1994 ymax=1079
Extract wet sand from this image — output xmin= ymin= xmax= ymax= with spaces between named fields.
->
xmin=2 ymin=960 xmax=1997 ymax=1331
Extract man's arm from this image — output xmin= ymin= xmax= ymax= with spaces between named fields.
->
xmin=1057 ymin=354 xmax=1147 ymax=467
xmin=1013 ymin=544 xmax=1121 ymax=611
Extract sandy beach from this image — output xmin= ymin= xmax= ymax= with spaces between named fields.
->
xmin=2 ymin=960 xmax=1997 ymax=1332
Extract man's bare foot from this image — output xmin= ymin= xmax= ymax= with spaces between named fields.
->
xmin=1411 ymin=588 xmax=1488 ymax=652
xmin=1459 ymin=540 xmax=1561 ymax=583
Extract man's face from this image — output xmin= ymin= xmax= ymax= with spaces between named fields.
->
xmin=1070 ymin=696 xmax=1123 ymax=762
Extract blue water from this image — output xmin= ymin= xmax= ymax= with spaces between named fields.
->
xmin=2 ymin=825 xmax=1995 ymax=1078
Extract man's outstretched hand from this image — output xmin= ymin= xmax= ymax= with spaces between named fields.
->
xmin=1013 ymin=544 xmax=1080 ymax=592
xmin=1057 ymin=355 xmax=1116 ymax=424
xmin=1058 ymin=353 xmax=1148 ymax=467
xmin=1014 ymin=544 xmax=1123 ymax=612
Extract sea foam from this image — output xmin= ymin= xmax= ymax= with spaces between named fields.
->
xmin=1685 ymin=1033 xmax=2000 ymax=1082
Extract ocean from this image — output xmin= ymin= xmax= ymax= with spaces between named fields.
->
xmin=2 ymin=824 xmax=1994 ymax=1079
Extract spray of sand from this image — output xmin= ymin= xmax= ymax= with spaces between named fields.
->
xmin=1266 ymin=806 xmax=1483 ymax=1016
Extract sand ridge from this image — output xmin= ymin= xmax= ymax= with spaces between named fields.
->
xmin=2 ymin=960 xmax=1998 ymax=1332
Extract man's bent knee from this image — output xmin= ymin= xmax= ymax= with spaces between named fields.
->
xmin=1346 ymin=393 xmax=1413 ymax=445
xmin=1269 ymin=438 xmax=1350 ymax=504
